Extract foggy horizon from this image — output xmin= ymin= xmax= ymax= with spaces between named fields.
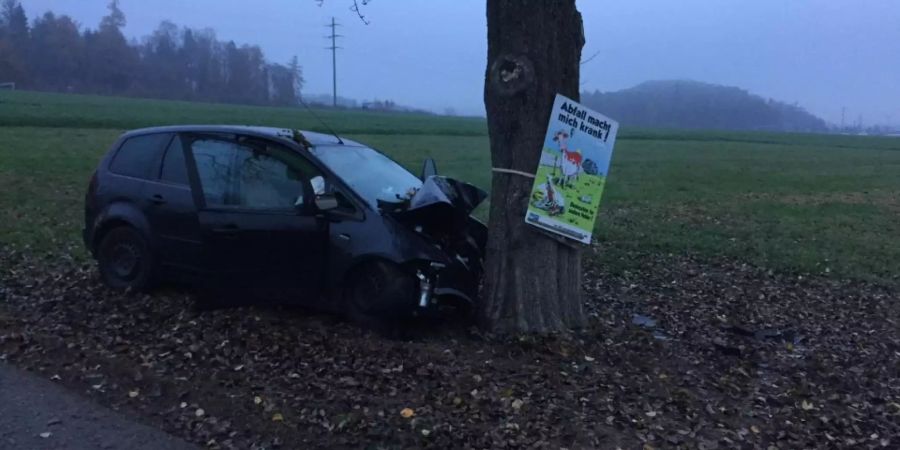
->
xmin=21 ymin=0 xmax=900 ymax=126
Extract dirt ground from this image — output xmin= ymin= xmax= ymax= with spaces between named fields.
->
xmin=1 ymin=245 xmax=898 ymax=449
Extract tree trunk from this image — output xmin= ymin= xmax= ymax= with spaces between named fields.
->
xmin=480 ymin=0 xmax=586 ymax=333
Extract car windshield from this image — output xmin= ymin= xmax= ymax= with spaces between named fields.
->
xmin=311 ymin=145 xmax=422 ymax=209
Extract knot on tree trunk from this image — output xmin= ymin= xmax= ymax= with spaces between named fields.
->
xmin=489 ymin=54 xmax=534 ymax=96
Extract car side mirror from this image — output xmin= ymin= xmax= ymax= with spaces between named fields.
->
xmin=314 ymin=193 xmax=339 ymax=211
xmin=420 ymin=158 xmax=437 ymax=181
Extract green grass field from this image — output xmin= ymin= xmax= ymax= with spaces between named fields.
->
xmin=2 ymin=90 xmax=899 ymax=283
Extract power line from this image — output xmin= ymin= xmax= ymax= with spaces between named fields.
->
xmin=325 ymin=17 xmax=342 ymax=108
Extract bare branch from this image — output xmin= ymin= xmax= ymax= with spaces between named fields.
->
xmin=350 ymin=0 xmax=370 ymax=25
xmin=315 ymin=0 xmax=371 ymax=24
xmin=580 ymin=50 xmax=601 ymax=66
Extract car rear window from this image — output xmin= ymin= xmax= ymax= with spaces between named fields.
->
xmin=109 ymin=133 xmax=172 ymax=180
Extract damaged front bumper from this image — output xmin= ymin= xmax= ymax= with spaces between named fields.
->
xmin=416 ymin=268 xmax=436 ymax=308
xmin=411 ymin=260 xmax=479 ymax=314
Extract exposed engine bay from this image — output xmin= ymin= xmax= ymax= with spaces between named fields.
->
xmin=378 ymin=176 xmax=489 ymax=305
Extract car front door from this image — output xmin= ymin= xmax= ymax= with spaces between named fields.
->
xmin=183 ymin=133 xmax=328 ymax=303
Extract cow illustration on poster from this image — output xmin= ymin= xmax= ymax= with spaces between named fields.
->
xmin=552 ymin=130 xmax=583 ymax=187
xmin=526 ymin=94 xmax=619 ymax=244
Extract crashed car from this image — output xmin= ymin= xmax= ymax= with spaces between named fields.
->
xmin=83 ymin=126 xmax=487 ymax=320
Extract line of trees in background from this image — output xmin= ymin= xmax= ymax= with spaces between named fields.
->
xmin=581 ymin=80 xmax=829 ymax=133
xmin=0 ymin=0 xmax=303 ymax=106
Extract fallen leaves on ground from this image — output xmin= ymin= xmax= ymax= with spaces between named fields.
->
xmin=1 ymin=245 xmax=898 ymax=449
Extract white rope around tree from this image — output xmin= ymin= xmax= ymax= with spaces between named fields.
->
xmin=491 ymin=167 xmax=535 ymax=179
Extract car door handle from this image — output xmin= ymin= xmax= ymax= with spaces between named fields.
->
xmin=148 ymin=194 xmax=167 ymax=205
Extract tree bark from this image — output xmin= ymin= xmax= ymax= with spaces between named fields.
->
xmin=480 ymin=0 xmax=586 ymax=333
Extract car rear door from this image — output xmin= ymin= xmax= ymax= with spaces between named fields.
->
xmin=141 ymin=134 xmax=203 ymax=275
xmin=183 ymin=133 xmax=328 ymax=302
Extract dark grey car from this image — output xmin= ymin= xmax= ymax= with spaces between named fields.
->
xmin=83 ymin=125 xmax=487 ymax=321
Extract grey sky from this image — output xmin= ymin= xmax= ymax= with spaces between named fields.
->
xmin=23 ymin=1 xmax=900 ymax=124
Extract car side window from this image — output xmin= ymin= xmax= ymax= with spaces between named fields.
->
xmin=189 ymin=136 xmax=321 ymax=210
xmin=159 ymin=135 xmax=188 ymax=185
xmin=234 ymin=145 xmax=306 ymax=209
xmin=190 ymin=139 xmax=237 ymax=207
xmin=109 ymin=133 xmax=172 ymax=180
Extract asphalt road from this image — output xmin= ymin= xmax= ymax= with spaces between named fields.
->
xmin=0 ymin=363 xmax=194 ymax=450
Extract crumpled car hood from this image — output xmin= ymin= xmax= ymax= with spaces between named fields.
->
xmin=387 ymin=176 xmax=487 ymax=230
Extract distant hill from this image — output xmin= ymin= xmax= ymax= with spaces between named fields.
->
xmin=581 ymin=80 xmax=828 ymax=132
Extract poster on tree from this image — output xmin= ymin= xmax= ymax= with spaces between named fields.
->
xmin=525 ymin=94 xmax=619 ymax=244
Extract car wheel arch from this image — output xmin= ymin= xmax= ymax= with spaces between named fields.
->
xmin=91 ymin=204 xmax=154 ymax=255
xmin=339 ymin=257 xmax=422 ymax=323
xmin=92 ymin=219 xmax=133 ymax=252
xmin=336 ymin=254 xmax=438 ymax=289
xmin=95 ymin=225 xmax=159 ymax=291
xmin=339 ymin=256 xmax=405 ymax=289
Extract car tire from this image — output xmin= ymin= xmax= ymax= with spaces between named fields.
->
xmin=344 ymin=261 xmax=417 ymax=333
xmin=97 ymin=226 xmax=157 ymax=291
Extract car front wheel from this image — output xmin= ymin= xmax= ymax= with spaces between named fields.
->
xmin=345 ymin=261 xmax=417 ymax=331
xmin=97 ymin=226 xmax=157 ymax=291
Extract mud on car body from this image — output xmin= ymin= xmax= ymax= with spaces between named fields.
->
xmin=83 ymin=125 xmax=487 ymax=321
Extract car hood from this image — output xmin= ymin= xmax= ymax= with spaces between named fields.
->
xmin=385 ymin=176 xmax=487 ymax=231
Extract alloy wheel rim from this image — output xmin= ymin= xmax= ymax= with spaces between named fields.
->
xmin=110 ymin=242 xmax=141 ymax=280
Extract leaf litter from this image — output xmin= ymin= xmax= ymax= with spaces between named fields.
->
xmin=1 ymin=245 xmax=898 ymax=449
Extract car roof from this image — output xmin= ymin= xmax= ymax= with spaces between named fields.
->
xmin=121 ymin=125 xmax=364 ymax=148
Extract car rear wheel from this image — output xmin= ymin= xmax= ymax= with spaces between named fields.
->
xmin=345 ymin=261 xmax=417 ymax=331
xmin=97 ymin=226 xmax=157 ymax=291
